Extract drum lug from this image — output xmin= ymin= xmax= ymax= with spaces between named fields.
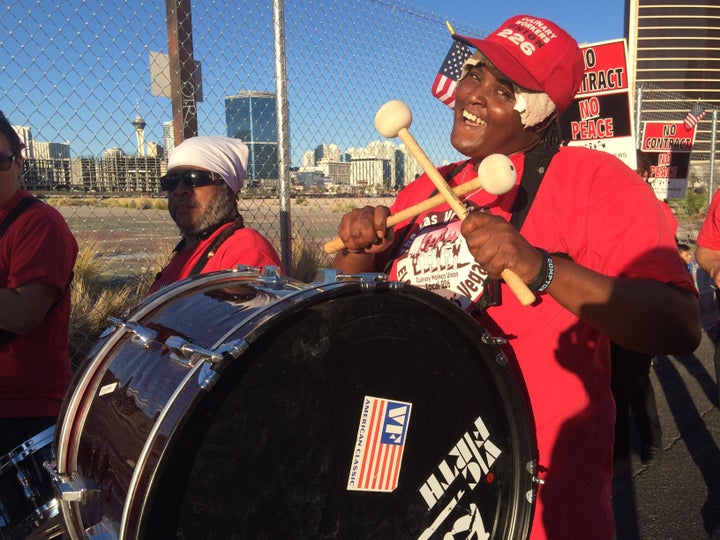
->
xmin=311 ymin=268 xmax=345 ymax=283
xmin=215 ymin=338 xmax=249 ymax=361
xmin=196 ymin=340 xmax=249 ymax=390
xmin=481 ymin=333 xmax=508 ymax=347
xmin=107 ymin=316 xmax=158 ymax=347
xmin=197 ymin=363 xmax=220 ymax=390
xmin=253 ymin=265 xmax=287 ymax=289
xmin=165 ymin=336 xmax=225 ymax=368
xmin=44 ymin=461 xmax=99 ymax=504
xmin=525 ymin=459 xmax=544 ymax=503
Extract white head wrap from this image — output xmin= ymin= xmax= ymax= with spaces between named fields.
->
xmin=167 ymin=136 xmax=249 ymax=193
xmin=460 ymin=51 xmax=557 ymax=128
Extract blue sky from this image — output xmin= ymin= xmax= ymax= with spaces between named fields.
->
xmin=2 ymin=0 xmax=628 ymax=165
xmin=413 ymin=1 xmax=627 ymax=45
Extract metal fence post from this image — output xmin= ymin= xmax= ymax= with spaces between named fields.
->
xmin=634 ymin=84 xmax=643 ymax=149
xmin=710 ymin=108 xmax=718 ymax=207
xmin=273 ymin=0 xmax=292 ymax=273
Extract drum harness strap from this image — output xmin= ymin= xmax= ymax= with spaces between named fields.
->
xmin=187 ymin=215 xmax=245 ymax=277
xmin=155 ymin=215 xmax=246 ymax=282
xmin=0 ymin=196 xmax=42 ymax=235
xmin=0 ymin=196 xmax=73 ymax=345
xmin=509 ymin=135 xmax=560 ymax=232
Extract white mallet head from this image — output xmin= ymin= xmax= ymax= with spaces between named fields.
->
xmin=375 ymin=100 xmax=412 ymax=138
xmin=477 ymin=154 xmax=517 ymax=195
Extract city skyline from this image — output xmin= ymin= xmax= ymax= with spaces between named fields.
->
xmin=10 ymin=115 xmax=422 ymax=192
xmin=2 ymin=1 xmax=627 ymax=169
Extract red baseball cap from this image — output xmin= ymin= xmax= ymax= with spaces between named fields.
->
xmin=454 ymin=15 xmax=584 ymax=113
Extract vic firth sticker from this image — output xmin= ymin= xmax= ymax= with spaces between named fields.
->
xmin=417 ymin=415 xmax=502 ymax=539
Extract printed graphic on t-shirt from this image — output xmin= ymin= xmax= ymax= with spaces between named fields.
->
xmin=393 ymin=214 xmax=488 ymax=310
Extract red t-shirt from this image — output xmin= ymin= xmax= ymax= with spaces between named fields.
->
xmin=697 ymin=188 xmax=720 ymax=249
xmin=384 ymin=146 xmax=695 ymax=540
xmin=0 ymin=191 xmax=78 ymax=418
xmin=146 ymin=222 xmax=283 ymax=295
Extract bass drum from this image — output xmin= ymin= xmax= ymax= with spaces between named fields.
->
xmin=50 ymin=266 xmax=537 ymax=539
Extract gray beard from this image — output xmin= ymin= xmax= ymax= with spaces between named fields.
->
xmin=179 ymin=188 xmax=238 ymax=238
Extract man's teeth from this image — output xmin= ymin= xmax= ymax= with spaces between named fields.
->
xmin=463 ymin=110 xmax=486 ymax=126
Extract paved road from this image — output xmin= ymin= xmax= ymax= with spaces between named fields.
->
xmin=611 ymin=289 xmax=720 ymax=540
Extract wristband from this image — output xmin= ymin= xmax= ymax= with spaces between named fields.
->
xmin=528 ymin=248 xmax=555 ymax=293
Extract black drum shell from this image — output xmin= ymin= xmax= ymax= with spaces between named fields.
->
xmin=52 ymin=269 xmax=537 ymax=539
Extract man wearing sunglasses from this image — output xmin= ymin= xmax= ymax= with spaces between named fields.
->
xmin=0 ymin=110 xmax=78 ymax=453
xmin=146 ymin=135 xmax=282 ymax=296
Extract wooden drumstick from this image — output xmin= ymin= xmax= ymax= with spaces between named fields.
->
xmin=324 ymin=178 xmax=481 ymax=255
xmin=374 ymin=100 xmax=536 ymax=307
xmin=323 ymin=154 xmax=516 ymax=254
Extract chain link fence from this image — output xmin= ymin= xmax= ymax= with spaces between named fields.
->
xmin=2 ymin=0 xmax=484 ymax=365
xmin=3 ymin=2 xmax=718 ymax=366
xmin=635 ymin=82 xmax=719 ymax=245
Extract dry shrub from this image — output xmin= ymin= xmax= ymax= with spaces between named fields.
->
xmin=102 ymin=197 xmax=167 ymax=210
xmin=68 ymin=240 xmax=163 ymax=370
xmin=45 ymin=196 xmax=96 ymax=207
xmin=45 ymin=195 xmax=167 ymax=210
xmin=331 ymin=201 xmax=357 ymax=214
xmin=291 ymin=236 xmax=330 ymax=283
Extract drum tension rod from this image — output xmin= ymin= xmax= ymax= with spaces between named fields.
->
xmin=166 ymin=336 xmax=222 ymax=367
xmin=311 ymin=268 xmax=390 ymax=285
xmin=107 ymin=316 xmax=158 ymax=348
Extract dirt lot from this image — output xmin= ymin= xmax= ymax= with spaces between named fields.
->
xmin=57 ymin=196 xmax=394 ymax=279
xmin=57 ymin=194 xmax=702 ymax=282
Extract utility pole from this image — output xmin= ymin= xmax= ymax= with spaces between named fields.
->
xmin=165 ymin=0 xmax=198 ymax=144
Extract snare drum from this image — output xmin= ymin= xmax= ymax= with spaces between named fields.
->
xmin=48 ymin=266 xmax=537 ymax=539
xmin=0 ymin=426 xmax=63 ymax=540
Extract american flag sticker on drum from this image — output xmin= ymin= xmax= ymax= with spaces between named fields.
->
xmin=347 ymin=395 xmax=412 ymax=492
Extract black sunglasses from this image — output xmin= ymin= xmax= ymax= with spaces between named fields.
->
xmin=0 ymin=153 xmax=16 ymax=172
xmin=160 ymin=170 xmax=224 ymax=191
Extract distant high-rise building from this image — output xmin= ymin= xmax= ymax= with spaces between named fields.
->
xmin=350 ymin=157 xmax=390 ymax=190
xmin=367 ymin=140 xmax=398 ymax=186
xmin=315 ymin=144 xmax=341 ymax=163
xmin=132 ymin=114 xmax=147 ymax=156
xmin=627 ymin=1 xmax=720 ymax=161
xmin=147 ymin=141 xmax=164 ymax=158
xmin=225 ymin=91 xmax=278 ymax=186
xmin=11 ymin=125 xmax=33 ymax=159
xmin=32 ymin=141 xmax=70 ymax=160
xmin=9 ymin=131 xmax=71 ymax=189
xmin=301 ymin=150 xmax=315 ymax=168
xmin=105 ymin=147 xmax=126 ymax=159
xmin=163 ymin=121 xmax=175 ymax=154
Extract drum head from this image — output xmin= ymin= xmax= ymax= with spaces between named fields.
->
xmin=142 ymin=283 xmax=536 ymax=539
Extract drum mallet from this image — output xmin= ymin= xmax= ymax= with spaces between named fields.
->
xmin=323 ymin=153 xmax=516 ymax=255
xmin=374 ymin=100 xmax=536 ymax=307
